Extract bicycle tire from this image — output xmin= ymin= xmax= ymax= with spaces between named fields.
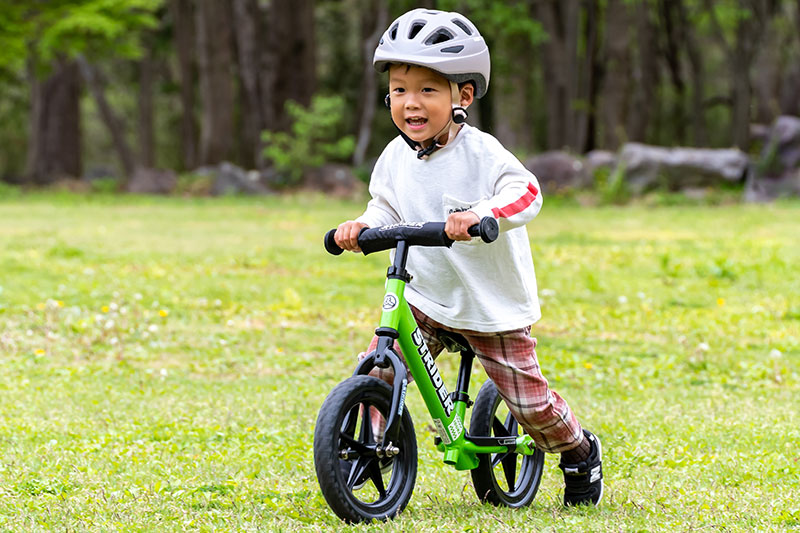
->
xmin=469 ymin=379 xmax=544 ymax=507
xmin=313 ymin=375 xmax=417 ymax=523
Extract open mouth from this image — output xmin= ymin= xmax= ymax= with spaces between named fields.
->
xmin=405 ymin=117 xmax=428 ymax=130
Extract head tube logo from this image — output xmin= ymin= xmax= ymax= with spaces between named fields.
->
xmin=382 ymin=293 xmax=399 ymax=311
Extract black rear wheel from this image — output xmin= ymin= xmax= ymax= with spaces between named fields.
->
xmin=313 ymin=375 xmax=417 ymax=523
xmin=469 ymin=379 xmax=544 ymax=507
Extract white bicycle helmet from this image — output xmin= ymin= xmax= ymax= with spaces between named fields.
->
xmin=373 ymin=8 xmax=491 ymax=98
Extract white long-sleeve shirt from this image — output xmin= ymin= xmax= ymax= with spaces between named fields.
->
xmin=356 ymin=124 xmax=543 ymax=332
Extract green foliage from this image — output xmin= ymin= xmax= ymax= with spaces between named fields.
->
xmin=88 ymin=177 xmax=120 ymax=194
xmin=0 ymin=0 xmax=162 ymax=73
xmin=261 ymin=95 xmax=355 ymax=187
xmin=437 ymin=1 xmax=546 ymax=47
xmin=37 ymin=0 xmax=161 ymax=62
xmin=594 ymin=162 xmax=631 ymax=205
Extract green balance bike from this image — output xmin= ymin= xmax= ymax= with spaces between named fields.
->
xmin=314 ymin=218 xmax=545 ymax=523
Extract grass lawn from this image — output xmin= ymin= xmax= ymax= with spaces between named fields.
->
xmin=0 ymin=192 xmax=798 ymax=531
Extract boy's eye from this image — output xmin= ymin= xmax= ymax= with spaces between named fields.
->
xmin=393 ymin=88 xmax=405 ymax=94
xmin=422 ymin=87 xmax=435 ymax=93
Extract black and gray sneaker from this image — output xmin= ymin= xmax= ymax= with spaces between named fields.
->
xmin=559 ymin=430 xmax=603 ymax=506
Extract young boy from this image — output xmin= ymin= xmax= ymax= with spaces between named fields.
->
xmin=334 ymin=8 xmax=603 ymax=506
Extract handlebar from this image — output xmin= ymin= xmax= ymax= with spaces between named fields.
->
xmin=324 ymin=217 xmax=499 ymax=256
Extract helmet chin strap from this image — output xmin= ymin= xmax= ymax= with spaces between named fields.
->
xmin=394 ymin=82 xmax=468 ymax=160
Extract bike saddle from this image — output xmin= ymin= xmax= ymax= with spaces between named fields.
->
xmin=436 ymin=330 xmax=474 ymax=354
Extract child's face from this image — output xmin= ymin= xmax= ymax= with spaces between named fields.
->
xmin=388 ymin=64 xmax=455 ymax=147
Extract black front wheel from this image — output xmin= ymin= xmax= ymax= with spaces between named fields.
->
xmin=313 ymin=375 xmax=417 ymax=523
xmin=469 ymin=379 xmax=545 ymax=507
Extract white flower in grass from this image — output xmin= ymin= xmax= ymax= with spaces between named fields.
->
xmin=104 ymin=320 xmax=115 ymax=330
xmin=698 ymin=342 xmax=710 ymax=352
xmin=769 ymin=349 xmax=782 ymax=359
xmin=148 ymin=324 xmax=158 ymax=333
xmin=618 ymin=295 xmax=628 ymax=304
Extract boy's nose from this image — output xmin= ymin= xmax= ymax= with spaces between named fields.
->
xmin=404 ymin=94 xmax=421 ymax=109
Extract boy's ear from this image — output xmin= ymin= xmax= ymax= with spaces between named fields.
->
xmin=459 ymin=83 xmax=475 ymax=108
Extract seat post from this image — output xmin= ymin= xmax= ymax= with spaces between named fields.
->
xmin=455 ymin=348 xmax=475 ymax=397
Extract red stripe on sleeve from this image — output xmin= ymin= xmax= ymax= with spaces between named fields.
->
xmin=491 ymin=182 xmax=540 ymax=219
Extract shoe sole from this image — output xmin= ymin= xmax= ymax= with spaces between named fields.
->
xmin=593 ymin=434 xmax=603 ymax=506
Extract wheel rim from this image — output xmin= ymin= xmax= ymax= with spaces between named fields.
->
xmin=487 ymin=404 xmax=537 ymax=501
xmin=337 ymin=396 xmax=406 ymax=511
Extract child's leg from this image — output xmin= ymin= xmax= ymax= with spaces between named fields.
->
xmin=462 ymin=329 xmax=585 ymax=455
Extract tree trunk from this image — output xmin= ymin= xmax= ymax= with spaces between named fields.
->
xmin=233 ymin=0 xmax=265 ymax=168
xmin=599 ymin=0 xmax=632 ymax=149
xmin=77 ymin=55 xmax=136 ymax=179
xmin=752 ymin=28 xmax=780 ymax=124
xmin=353 ymin=1 xmax=388 ymax=167
xmin=575 ymin=0 xmax=599 ymax=152
xmin=478 ymin=37 xmax=495 ymax=136
xmin=627 ymin=0 xmax=658 ymax=143
xmin=704 ymin=0 xmax=768 ymax=148
xmin=538 ymin=0 xmax=580 ymax=150
xmin=268 ymin=0 xmax=316 ymax=131
xmin=677 ymin=0 xmax=708 ymax=146
xmin=25 ymin=55 xmax=82 ymax=184
xmin=138 ymin=38 xmax=156 ymax=168
xmin=170 ymin=0 xmax=197 ymax=170
xmin=731 ymin=56 xmax=753 ymax=149
xmin=196 ymin=0 xmax=234 ymax=164
xmin=659 ymin=0 xmax=686 ymax=144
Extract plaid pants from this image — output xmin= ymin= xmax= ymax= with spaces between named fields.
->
xmin=362 ymin=305 xmax=584 ymax=454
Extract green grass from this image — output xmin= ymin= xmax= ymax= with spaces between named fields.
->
xmin=0 ymin=192 xmax=798 ymax=531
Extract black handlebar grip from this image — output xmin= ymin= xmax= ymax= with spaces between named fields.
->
xmin=467 ymin=217 xmax=499 ymax=243
xmin=324 ymin=229 xmax=344 ymax=255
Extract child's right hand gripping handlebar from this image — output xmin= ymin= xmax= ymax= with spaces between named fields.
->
xmin=324 ymin=217 xmax=499 ymax=256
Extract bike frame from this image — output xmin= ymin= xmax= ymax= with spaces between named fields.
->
xmin=352 ymin=240 xmax=536 ymax=471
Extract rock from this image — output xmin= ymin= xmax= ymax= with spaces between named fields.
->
xmin=745 ymin=168 xmax=800 ymax=202
xmin=302 ymin=163 xmax=364 ymax=198
xmin=769 ymin=115 xmax=800 ymax=169
xmin=746 ymin=115 xmax=800 ymax=201
xmin=618 ymin=143 xmax=749 ymax=194
xmin=583 ymin=150 xmax=617 ymax=183
xmin=126 ymin=166 xmax=177 ymax=194
xmin=522 ymin=151 xmax=591 ymax=193
xmin=209 ymin=161 xmax=273 ymax=196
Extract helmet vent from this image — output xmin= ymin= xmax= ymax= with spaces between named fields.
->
xmin=451 ymin=18 xmax=472 ymax=35
xmin=408 ymin=21 xmax=426 ymax=40
xmin=441 ymin=45 xmax=464 ymax=54
xmin=424 ymin=28 xmax=454 ymax=45
xmin=389 ymin=23 xmax=398 ymax=40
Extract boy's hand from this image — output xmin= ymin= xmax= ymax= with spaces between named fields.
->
xmin=334 ymin=220 xmax=369 ymax=252
xmin=445 ymin=211 xmax=480 ymax=241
